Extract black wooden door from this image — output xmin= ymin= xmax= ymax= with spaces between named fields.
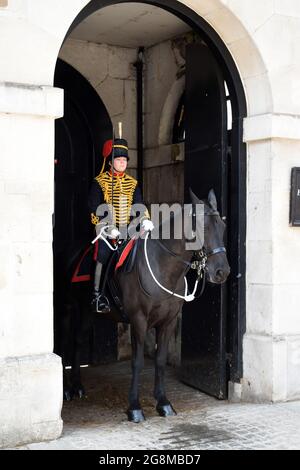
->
xmin=54 ymin=59 xmax=112 ymax=248
xmin=54 ymin=59 xmax=118 ymax=365
xmin=181 ymin=44 xmax=228 ymax=398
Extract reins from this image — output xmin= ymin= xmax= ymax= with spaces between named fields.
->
xmin=143 ymin=208 xmax=226 ymax=302
xmin=144 ymin=231 xmax=200 ymax=302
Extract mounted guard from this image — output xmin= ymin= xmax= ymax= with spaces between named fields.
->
xmin=88 ymin=123 xmax=154 ymax=313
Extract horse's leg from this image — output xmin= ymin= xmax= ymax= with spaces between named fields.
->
xmin=154 ymin=315 xmax=178 ymax=417
xmin=70 ymin=335 xmax=86 ymax=399
xmin=60 ymin=303 xmax=73 ymax=401
xmin=127 ymin=318 xmax=147 ymax=423
xmin=70 ymin=292 xmax=89 ymax=399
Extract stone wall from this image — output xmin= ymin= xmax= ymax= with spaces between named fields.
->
xmin=144 ymin=36 xmax=186 ymax=206
xmin=58 ymin=38 xmax=138 ymax=176
xmin=0 ymin=82 xmax=64 ymax=447
xmin=242 ymin=119 xmax=300 ymax=401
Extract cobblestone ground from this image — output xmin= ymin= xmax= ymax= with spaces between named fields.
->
xmin=15 ymin=361 xmax=300 ymax=450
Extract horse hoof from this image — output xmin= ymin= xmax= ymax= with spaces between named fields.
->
xmin=77 ymin=388 xmax=86 ymax=399
xmin=156 ymin=404 xmax=177 ymax=417
xmin=63 ymin=390 xmax=72 ymax=401
xmin=71 ymin=387 xmax=86 ymax=399
xmin=127 ymin=409 xmax=146 ymax=423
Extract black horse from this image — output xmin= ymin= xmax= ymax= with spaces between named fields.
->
xmin=54 ymin=189 xmax=230 ymax=422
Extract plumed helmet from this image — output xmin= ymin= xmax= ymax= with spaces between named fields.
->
xmin=110 ymin=138 xmax=129 ymax=160
xmin=100 ymin=134 xmax=129 ymax=174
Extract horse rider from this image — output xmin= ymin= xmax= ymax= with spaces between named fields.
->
xmin=88 ymin=135 xmax=154 ymax=313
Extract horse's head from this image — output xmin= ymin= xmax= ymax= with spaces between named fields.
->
xmin=190 ymin=188 xmax=230 ymax=284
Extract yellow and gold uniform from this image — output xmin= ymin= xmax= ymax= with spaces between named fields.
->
xmin=90 ymin=170 xmax=142 ymax=227
xmin=89 ymin=169 xmax=149 ymax=264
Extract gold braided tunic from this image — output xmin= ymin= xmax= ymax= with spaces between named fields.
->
xmin=89 ymin=170 xmax=149 ymax=227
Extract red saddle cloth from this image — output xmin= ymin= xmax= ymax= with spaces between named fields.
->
xmin=71 ymin=238 xmax=137 ymax=283
xmin=115 ymin=237 xmax=136 ymax=272
xmin=71 ymin=245 xmax=93 ymax=283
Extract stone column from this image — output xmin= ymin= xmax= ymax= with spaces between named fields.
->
xmin=0 ymin=82 xmax=64 ymax=447
xmin=241 ymin=113 xmax=300 ymax=402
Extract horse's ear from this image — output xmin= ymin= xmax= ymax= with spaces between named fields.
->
xmin=189 ymin=187 xmax=200 ymax=204
xmin=208 ymin=189 xmax=218 ymax=211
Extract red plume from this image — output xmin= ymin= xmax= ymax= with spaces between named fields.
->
xmin=102 ymin=139 xmax=113 ymax=158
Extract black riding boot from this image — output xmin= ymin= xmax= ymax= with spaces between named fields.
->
xmin=91 ymin=261 xmax=110 ymax=314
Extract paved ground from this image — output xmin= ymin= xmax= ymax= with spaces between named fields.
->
xmin=14 ymin=360 xmax=300 ymax=450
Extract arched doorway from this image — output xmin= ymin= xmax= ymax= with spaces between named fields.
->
xmin=53 ymin=60 xmax=119 ymax=365
xmin=55 ymin=0 xmax=246 ymax=400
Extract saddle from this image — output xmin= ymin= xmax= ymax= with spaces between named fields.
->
xmin=104 ymin=237 xmax=140 ymax=323
xmin=115 ymin=236 xmax=139 ymax=274
xmin=71 ymin=236 xmax=138 ymax=282
xmin=70 ymin=236 xmax=140 ymax=322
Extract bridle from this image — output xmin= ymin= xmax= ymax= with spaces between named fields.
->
xmin=143 ymin=205 xmax=226 ymax=302
xmin=190 ymin=204 xmax=227 ymax=268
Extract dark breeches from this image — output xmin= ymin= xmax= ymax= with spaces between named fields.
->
xmin=96 ymin=239 xmax=114 ymax=265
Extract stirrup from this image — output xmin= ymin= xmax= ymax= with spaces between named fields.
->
xmin=94 ymin=294 xmax=110 ymax=314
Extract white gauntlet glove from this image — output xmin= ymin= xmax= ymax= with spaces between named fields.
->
xmin=142 ymin=219 xmax=154 ymax=232
xmin=92 ymin=223 xmax=120 ymax=245
xmin=107 ymin=226 xmax=121 ymax=239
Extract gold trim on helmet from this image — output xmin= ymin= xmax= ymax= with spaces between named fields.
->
xmin=113 ymin=144 xmax=128 ymax=150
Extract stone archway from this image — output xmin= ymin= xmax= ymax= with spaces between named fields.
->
xmin=56 ymin=0 xmax=250 ymax=399
xmin=2 ymin=0 xmax=287 ymax=449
